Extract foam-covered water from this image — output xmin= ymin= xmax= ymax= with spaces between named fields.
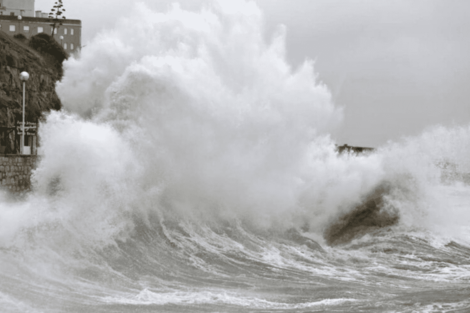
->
xmin=1 ymin=1 xmax=470 ymax=312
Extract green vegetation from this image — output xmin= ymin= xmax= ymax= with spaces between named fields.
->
xmin=0 ymin=30 xmax=64 ymax=152
xmin=12 ymin=33 xmax=27 ymax=43
xmin=28 ymin=33 xmax=67 ymax=79
xmin=0 ymin=30 xmax=62 ymax=124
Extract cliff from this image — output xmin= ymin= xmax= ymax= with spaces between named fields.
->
xmin=0 ymin=31 xmax=63 ymax=153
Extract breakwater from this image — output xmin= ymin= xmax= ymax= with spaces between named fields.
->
xmin=336 ymin=144 xmax=374 ymax=154
xmin=0 ymin=155 xmax=37 ymax=193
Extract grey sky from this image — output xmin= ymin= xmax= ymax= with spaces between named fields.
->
xmin=36 ymin=0 xmax=470 ymax=147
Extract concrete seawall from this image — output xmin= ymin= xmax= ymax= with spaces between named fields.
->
xmin=0 ymin=155 xmax=37 ymax=193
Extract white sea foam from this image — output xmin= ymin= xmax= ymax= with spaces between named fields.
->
xmin=52 ymin=1 xmax=389 ymax=236
xmin=377 ymin=125 xmax=470 ymax=239
xmin=0 ymin=1 xmax=468 ymax=254
xmin=4 ymin=0 xmax=373 ymax=246
xmin=0 ymin=1 xmax=469 ymax=312
xmin=101 ymin=288 xmax=357 ymax=309
xmin=0 ymin=291 xmax=43 ymax=313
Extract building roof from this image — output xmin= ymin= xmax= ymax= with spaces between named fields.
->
xmin=0 ymin=15 xmax=81 ymax=25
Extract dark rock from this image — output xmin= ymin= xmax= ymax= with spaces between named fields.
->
xmin=324 ymin=182 xmax=399 ymax=246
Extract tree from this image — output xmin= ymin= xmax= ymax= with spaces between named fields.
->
xmin=48 ymin=0 xmax=66 ymax=37
xmin=29 ymin=33 xmax=68 ymax=80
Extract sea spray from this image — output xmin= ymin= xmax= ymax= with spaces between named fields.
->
xmin=377 ymin=125 xmax=470 ymax=239
xmin=0 ymin=0 xmax=467 ymax=252
xmin=51 ymin=1 xmax=387 ymax=233
xmin=0 ymin=2 xmax=470 ymax=312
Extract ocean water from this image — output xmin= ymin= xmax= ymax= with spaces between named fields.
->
xmin=1 ymin=2 xmax=470 ymax=312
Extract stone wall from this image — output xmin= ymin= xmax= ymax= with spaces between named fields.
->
xmin=0 ymin=155 xmax=37 ymax=193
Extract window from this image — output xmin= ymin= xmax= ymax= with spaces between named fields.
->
xmin=70 ymin=43 xmax=74 ymax=50
xmin=23 ymin=25 xmax=29 ymax=31
xmin=54 ymin=28 xmax=57 ymax=34
xmin=10 ymin=12 xmax=14 ymax=16
xmin=64 ymin=43 xmax=67 ymax=49
xmin=71 ymin=29 xmax=74 ymax=35
xmin=9 ymin=25 xmax=15 ymax=31
xmin=64 ymin=28 xmax=67 ymax=35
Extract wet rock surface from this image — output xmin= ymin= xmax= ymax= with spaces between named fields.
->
xmin=324 ymin=182 xmax=399 ymax=246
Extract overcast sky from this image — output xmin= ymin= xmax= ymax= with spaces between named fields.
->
xmin=36 ymin=0 xmax=470 ymax=147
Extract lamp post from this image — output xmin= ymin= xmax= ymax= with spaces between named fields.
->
xmin=19 ymin=71 xmax=29 ymax=155
xmin=17 ymin=15 xmax=22 ymax=35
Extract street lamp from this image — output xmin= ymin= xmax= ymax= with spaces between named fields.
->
xmin=19 ymin=71 xmax=29 ymax=155
xmin=17 ymin=15 xmax=22 ymax=35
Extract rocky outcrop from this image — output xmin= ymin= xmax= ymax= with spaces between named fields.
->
xmin=0 ymin=31 xmax=62 ymax=153
xmin=324 ymin=183 xmax=399 ymax=246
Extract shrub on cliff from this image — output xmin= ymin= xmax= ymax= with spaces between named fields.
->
xmin=28 ymin=33 xmax=67 ymax=79
xmin=13 ymin=34 xmax=27 ymax=43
